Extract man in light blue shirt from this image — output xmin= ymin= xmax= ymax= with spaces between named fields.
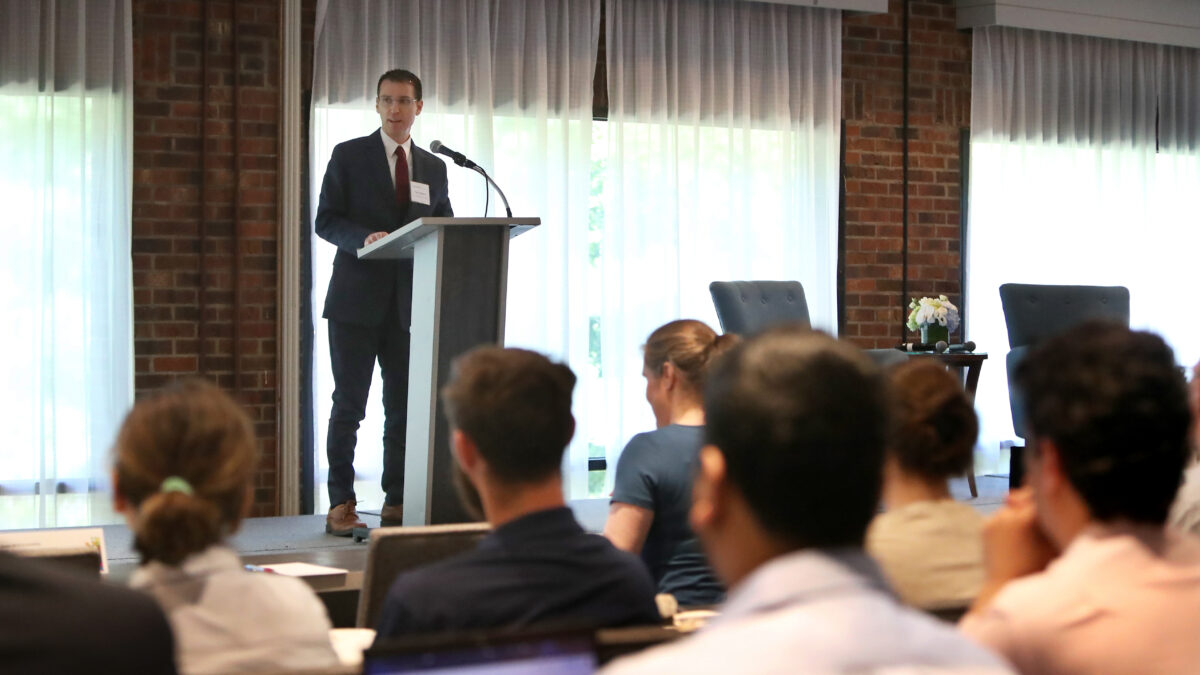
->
xmin=603 ymin=327 xmax=1012 ymax=674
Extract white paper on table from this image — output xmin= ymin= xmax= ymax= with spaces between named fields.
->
xmin=258 ymin=561 xmax=348 ymax=577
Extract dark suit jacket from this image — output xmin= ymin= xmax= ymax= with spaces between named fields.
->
xmin=0 ymin=552 xmax=177 ymax=673
xmin=373 ymin=507 xmax=660 ymax=638
xmin=315 ymin=130 xmax=454 ymax=328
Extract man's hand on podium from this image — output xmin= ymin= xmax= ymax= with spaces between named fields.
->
xmin=364 ymin=232 xmax=388 ymax=246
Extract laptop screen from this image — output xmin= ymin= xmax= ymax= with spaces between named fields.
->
xmin=364 ymin=631 xmax=597 ymax=674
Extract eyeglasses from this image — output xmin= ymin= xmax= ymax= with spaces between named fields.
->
xmin=378 ymin=96 xmax=418 ymax=108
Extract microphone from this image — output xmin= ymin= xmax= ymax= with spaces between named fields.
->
xmin=429 ymin=140 xmax=477 ymax=169
xmin=431 ymin=140 xmax=513 ymax=217
xmin=896 ymin=340 xmax=977 ymax=353
xmin=896 ymin=342 xmax=937 ymax=352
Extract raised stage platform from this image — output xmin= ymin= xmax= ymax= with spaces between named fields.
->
xmin=93 ymin=477 xmax=1005 ymax=627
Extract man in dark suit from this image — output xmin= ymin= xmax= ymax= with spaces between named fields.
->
xmin=316 ymin=69 xmax=453 ymax=535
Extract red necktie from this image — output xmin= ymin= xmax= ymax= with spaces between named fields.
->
xmin=394 ymin=145 xmax=410 ymax=205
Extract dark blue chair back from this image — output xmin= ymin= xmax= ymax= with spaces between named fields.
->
xmin=999 ymin=283 xmax=1130 ymax=439
xmin=709 ymin=280 xmax=908 ymax=369
xmin=708 ymin=281 xmax=810 ymax=336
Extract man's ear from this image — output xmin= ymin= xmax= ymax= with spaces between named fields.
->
xmin=240 ymin=482 xmax=255 ymax=520
xmin=1034 ymin=437 xmax=1067 ymax=493
xmin=660 ymin=361 xmax=678 ymax=391
xmin=112 ymin=469 xmax=129 ymax=514
xmin=690 ymin=445 xmax=728 ymax=532
xmin=452 ymin=429 xmax=479 ymax=472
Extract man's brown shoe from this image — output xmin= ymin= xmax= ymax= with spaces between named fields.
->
xmin=326 ymin=499 xmax=366 ymax=536
xmin=380 ymin=503 xmax=403 ymax=527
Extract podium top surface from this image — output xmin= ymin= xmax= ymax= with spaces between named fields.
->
xmin=358 ymin=217 xmax=541 ymax=260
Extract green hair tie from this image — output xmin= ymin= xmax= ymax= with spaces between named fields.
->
xmin=160 ymin=476 xmax=194 ymax=496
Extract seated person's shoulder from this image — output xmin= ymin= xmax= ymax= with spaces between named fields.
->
xmin=607 ymin=601 xmax=1010 ymax=674
xmin=619 ymin=430 xmax=665 ymax=462
xmin=377 ymin=527 xmax=659 ymax=636
xmin=374 ymin=548 xmax=492 ymax=634
xmin=0 ymin=553 xmax=176 ymax=672
xmin=0 ymin=552 xmax=164 ymax=623
xmin=959 ymin=566 xmax=1092 ymax=655
xmin=585 ymin=531 xmax=658 ymax=589
xmin=385 ymin=553 xmax=476 ymax=604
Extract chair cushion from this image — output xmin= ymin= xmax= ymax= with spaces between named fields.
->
xmin=866 ymin=347 xmax=910 ymax=369
xmin=709 ymin=281 xmax=810 ymax=336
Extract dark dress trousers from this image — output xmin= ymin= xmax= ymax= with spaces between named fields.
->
xmin=0 ymin=552 xmax=177 ymax=674
xmin=315 ymin=130 xmax=453 ymax=507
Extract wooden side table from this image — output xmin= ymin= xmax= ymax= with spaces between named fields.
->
xmin=904 ymin=351 xmax=988 ymax=497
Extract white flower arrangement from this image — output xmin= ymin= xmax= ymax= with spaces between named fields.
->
xmin=906 ymin=295 xmax=959 ymax=333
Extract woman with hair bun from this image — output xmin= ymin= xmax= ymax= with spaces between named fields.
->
xmin=114 ymin=379 xmax=338 ymax=674
xmin=867 ymin=360 xmax=984 ymax=611
xmin=604 ymin=319 xmax=739 ymax=607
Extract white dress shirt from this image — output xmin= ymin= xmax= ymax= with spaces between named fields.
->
xmin=960 ymin=524 xmax=1200 ymax=675
xmin=602 ymin=548 xmax=1013 ymax=675
xmin=380 ymin=128 xmax=413 ymax=189
xmin=130 ymin=545 xmax=339 ymax=675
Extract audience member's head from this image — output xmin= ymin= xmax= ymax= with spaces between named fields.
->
xmin=441 ymin=347 xmax=576 ymax=520
xmin=113 ymin=379 xmax=258 ymax=566
xmin=1016 ymin=320 xmax=1189 ymax=542
xmin=642 ymin=319 xmax=739 ymax=427
xmin=886 ymin=360 xmax=978 ymax=486
xmin=692 ymin=325 xmax=889 ymax=586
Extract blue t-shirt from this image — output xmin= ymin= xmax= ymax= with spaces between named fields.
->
xmin=611 ymin=424 xmax=725 ymax=606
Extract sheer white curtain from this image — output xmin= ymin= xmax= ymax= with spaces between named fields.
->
xmin=967 ymin=27 xmax=1200 ymax=467
xmin=310 ymin=0 xmax=600 ymax=508
xmin=599 ymin=0 xmax=841 ymax=486
xmin=0 ymin=0 xmax=133 ymax=528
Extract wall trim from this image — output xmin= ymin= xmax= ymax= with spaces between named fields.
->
xmin=277 ymin=0 xmax=302 ymax=516
xmin=957 ymin=0 xmax=1200 ymax=49
xmin=757 ymin=0 xmax=887 ymax=12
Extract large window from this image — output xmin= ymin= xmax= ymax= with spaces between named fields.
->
xmin=965 ymin=27 xmax=1200 ymax=464
xmin=0 ymin=0 xmax=134 ymax=529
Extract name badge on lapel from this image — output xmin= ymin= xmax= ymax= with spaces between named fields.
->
xmin=411 ymin=182 xmax=431 ymax=206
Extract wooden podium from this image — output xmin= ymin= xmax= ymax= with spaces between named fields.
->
xmin=359 ymin=217 xmax=540 ymax=525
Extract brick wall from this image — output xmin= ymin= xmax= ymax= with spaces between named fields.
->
xmin=842 ymin=0 xmax=971 ymax=348
xmin=131 ymin=0 xmax=285 ymax=515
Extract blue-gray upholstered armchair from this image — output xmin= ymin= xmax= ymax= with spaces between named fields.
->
xmin=708 ymin=280 xmax=909 ymax=369
xmin=999 ymin=283 xmax=1130 ymax=485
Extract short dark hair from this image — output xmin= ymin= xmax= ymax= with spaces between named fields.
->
xmin=377 ymin=69 xmax=422 ymax=100
xmin=441 ymin=347 xmax=576 ymax=484
xmin=704 ymin=326 xmax=889 ymax=549
xmin=1017 ymin=321 xmax=1190 ymax=525
xmin=887 ymin=360 xmax=978 ymax=480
